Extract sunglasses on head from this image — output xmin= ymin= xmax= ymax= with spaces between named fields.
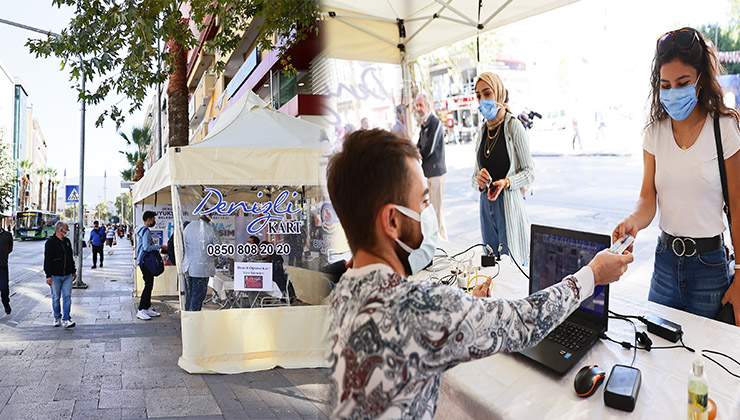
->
xmin=657 ymin=29 xmax=701 ymax=55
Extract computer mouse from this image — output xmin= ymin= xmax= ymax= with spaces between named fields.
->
xmin=574 ymin=365 xmax=606 ymax=398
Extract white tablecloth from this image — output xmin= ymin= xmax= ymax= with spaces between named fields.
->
xmin=432 ymin=255 xmax=740 ymax=420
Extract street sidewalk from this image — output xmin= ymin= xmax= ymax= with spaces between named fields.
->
xmin=0 ymin=240 xmax=330 ymax=420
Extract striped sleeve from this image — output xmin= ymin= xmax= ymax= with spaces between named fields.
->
xmin=508 ymin=120 xmax=535 ymax=190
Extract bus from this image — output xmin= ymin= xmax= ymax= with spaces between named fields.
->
xmin=15 ymin=210 xmax=59 ymax=240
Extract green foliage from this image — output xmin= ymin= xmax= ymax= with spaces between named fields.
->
xmin=26 ymin=0 xmax=320 ymax=129
xmin=0 ymin=142 xmax=17 ymax=213
xmin=120 ymin=168 xmax=134 ymax=182
xmin=699 ymin=23 xmax=740 ymax=75
xmin=115 ymin=192 xmax=132 ymax=223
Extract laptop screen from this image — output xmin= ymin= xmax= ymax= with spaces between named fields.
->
xmin=530 ymin=226 xmax=609 ymax=317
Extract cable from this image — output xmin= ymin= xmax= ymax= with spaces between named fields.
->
xmin=702 ymin=350 xmax=740 ymax=379
xmin=451 ymin=243 xmax=488 ymax=259
xmin=498 ymin=243 xmax=529 ymax=279
xmin=604 ymin=315 xmax=638 ymax=366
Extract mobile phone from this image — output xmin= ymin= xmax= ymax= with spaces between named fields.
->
xmin=610 ymin=235 xmax=634 ymax=254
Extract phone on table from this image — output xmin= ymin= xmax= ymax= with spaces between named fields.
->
xmin=610 ymin=235 xmax=634 ymax=254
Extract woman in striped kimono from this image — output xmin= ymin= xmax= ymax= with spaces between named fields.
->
xmin=472 ymin=72 xmax=535 ymax=265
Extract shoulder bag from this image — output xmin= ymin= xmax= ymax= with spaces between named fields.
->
xmin=713 ymin=116 xmax=736 ymax=324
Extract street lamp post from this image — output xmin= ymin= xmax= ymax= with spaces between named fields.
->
xmin=0 ymin=17 xmax=88 ymax=288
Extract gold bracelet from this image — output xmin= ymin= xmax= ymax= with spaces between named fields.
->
xmin=506 ymin=178 xmax=511 ymax=188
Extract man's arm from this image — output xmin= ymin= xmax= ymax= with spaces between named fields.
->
xmin=419 ymin=250 xmax=631 ymax=371
xmin=43 ymin=240 xmax=53 ymax=278
xmin=141 ymin=228 xmax=161 ymax=252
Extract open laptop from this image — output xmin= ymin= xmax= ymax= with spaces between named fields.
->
xmin=517 ymin=224 xmax=610 ymax=374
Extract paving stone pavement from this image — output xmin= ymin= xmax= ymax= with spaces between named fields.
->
xmin=0 ymin=239 xmax=331 ymax=420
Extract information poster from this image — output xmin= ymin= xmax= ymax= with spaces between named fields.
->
xmin=234 ymin=262 xmax=273 ymax=292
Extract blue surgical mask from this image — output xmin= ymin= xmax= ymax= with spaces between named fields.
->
xmin=478 ymin=99 xmax=499 ymax=121
xmin=659 ymin=74 xmax=701 ymax=121
xmin=393 ymin=204 xmax=439 ymax=275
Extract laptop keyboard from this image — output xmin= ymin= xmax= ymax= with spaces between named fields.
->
xmin=546 ymin=321 xmax=593 ymax=351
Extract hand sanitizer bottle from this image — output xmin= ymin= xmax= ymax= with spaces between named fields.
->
xmin=688 ymin=356 xmax=708 ymax=420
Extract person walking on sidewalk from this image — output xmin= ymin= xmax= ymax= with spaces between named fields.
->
xmin=0 ymin=225 xmax=13 ymax=315
xmin=44 ymin=222 xmax=76 ymax=328
xmin=135 ymin=211 xmax=166 ymax=320
xmin=415 ymin=92 xmax=448 ymax=241
xmin=88 ymin=221 xmax=106 ymax=269
xmin=105 ymin=223 xmax=115 ymax=247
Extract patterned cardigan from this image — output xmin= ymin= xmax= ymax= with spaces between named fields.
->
xmin=326 ymin=263 xmax=592 ymax=420
xmin=471 ymin=112 xmax=535 ymax=265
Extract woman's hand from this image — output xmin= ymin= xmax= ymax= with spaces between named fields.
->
xmin=487 ymin=179 xmax=507 ymax=201
xmin=477 ymin=168 xmax=491 ymax=191
xmin=721 ymin=280 xmax=740 ymax=327
xmin=612 ymin=215 xmax=639 ymax=253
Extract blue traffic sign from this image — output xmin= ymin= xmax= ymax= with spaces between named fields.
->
xmin=66 ymin=185 xmax=80 ymax=203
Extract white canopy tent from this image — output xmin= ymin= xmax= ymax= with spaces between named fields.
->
xmin=323 ymin=0 xmax=579 ymax=63
xmin=131 ymin=91 xmax=331 ymax=373
xmin=323 ymin=0 xmax=580 ymax=122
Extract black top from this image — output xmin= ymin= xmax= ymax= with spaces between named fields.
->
xmin=0 ymin=228 xmax=12 ymax=267
xmin=44 ymin=234 xmax=76 ymax=277
xmin=478 ymin=125 xmax=510 ymax=183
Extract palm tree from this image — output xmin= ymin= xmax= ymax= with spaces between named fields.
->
xmin=167 ymin=23 xmax=189 ymax=148
xmin=36 ymin=167 xmax=48 ymax=210
xmin=53 ymin=179 xmax=60 ymax=212
xmin=18 ymin=160 xmax=32 ymax=210
xmin=47 ymin=168 xmax=57 ymax=211
xmin=120 ymin=168 xmax=134 ymax=182
xmin=119 ymin=126 xmax=152 ymax=181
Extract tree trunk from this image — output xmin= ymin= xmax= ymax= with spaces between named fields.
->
xmin=38 ymin=181 xmax=43 ymax=210
xmin=167 ymin=32 xmax=189 ymax=148
xmin=134 ymin=160 xmax=145 ymax=182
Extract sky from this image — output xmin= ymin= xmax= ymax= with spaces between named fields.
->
xmin=0 ymin=1 xmax=151 ymax=207
xmin=0 ymin=0 xmax=735 ymax=209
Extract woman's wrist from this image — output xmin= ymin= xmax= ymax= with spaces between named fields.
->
xmin=505 ymin=178 xmax=511 ymax=189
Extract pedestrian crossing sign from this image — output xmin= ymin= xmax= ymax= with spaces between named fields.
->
xmin=66 ymin=185 xmax=80 ymax=203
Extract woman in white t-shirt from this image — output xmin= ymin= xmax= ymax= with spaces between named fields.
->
xmin=613 ymin=27 xmax=740 ymax=325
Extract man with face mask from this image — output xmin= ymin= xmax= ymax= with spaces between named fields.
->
xmin=325 ymin=129 xmax=634 ymax=419
xmin=135 ymin=211 xmax=166 ymax=320
xmin=182 ymin=215 xmax=219 ymax=311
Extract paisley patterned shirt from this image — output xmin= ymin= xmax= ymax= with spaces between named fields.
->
xmin=326 ymin=263 xmax=593 ymax=419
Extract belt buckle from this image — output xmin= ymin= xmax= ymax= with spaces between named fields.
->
xmin=671 ymin=237 xmax=696 ymax=257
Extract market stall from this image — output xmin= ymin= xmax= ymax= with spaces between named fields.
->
xmin=132 ymin=91 xmax=337 ymax=373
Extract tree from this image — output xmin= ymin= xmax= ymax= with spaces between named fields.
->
xmin=26 ymin=0 xmax=321 ymax=155
xmin=119 ymin=126 xmax=151 ymax=181
xmin=18 ymin=160 xmax=33 ymax=210
xmin=0 ymin=142 xmax=16 ymax=214
xmin=115 ymin=192 xmax=132 ymax=224
xmin=120 ymin=168 xmax=134 ymax=182
xmin=46 ymin=168 xmax=58 ymax=211
xmin=36 ymin=167 xmax=48 ymax=210
xmin=699 ymin=24 xmax=740 ymax=75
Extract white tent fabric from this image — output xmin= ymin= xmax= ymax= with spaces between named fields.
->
xmin=323 ymin=0 xmax=579 ymax=64
xmin=132 ymin=91 xmax=326 ymax=204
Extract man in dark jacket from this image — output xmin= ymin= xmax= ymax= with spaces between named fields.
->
xmin=415 ymin=92 xmax=448 ymax=240
xmin=0 ymin=224 xmax=13 ymax=315
xmin=44 ymin=221 xmax=76 ymax=328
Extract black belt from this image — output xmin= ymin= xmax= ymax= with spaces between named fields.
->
xmin=660 ymin=232 xmax=723 ymax=257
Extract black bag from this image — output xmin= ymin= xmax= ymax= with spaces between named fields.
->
xmin=713 ymin=116 xmax=736 ymax=325
xmin=142 ymin=250 xmax=164 ymax=276
xmin=138 ymin=226 xmax=164 ymax=276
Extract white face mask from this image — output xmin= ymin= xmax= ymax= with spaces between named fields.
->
xmin=393 ymin=204 xmax=439 ymax=275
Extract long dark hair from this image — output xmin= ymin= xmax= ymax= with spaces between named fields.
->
xmin=648 ymin=27 xmax=739 ymax=125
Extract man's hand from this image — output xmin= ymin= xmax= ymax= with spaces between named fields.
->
xmin=472 ymin=277 xmax=492 ymax=298
xmin=588 ymin=249 xmax=634 ymax=286
xmin=46 ymin=277 xmax=52 ymax=286
xmin=72 ymin=272 xmax=77 ymax=281
xmin=721 ymin=279 xmax=740 ymax=327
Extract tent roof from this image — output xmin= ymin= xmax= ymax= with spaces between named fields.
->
xmin=323 ymin=0 xmax=578 ymax=63
xmin=132 ymin=91 xmax=327 ymax=204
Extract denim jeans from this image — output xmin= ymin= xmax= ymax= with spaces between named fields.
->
xmin=479 ymin=191 xmax=508 ymax=256
xmin=648 ymin=235 xmax=731 ymax=318
xmin=51 ymin=274 xmax=74 ymax=321
xmin=186 ymin=276 xmax=208 ymax=311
